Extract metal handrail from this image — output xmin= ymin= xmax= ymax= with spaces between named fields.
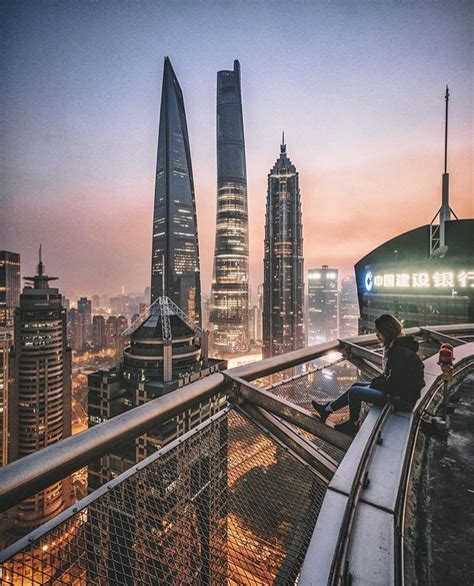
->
xmin=0 ymin=337 xmax=350 ymax=512
xmin=325 ymin=346 xmax=474 ymax=586
xmin=328 ymin=403 xmax=392 ymax=585
xmin=1 ymin=324 xmax=473 ymax=516
xmin=394 ymin=357 xmax=474 ymax=585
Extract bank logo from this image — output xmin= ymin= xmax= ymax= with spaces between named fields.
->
xmin=365 ymin=271 xmax=373 ymax=292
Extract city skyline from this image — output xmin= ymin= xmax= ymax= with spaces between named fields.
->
xmin=2 ymin=2 xmax=473 ymax=298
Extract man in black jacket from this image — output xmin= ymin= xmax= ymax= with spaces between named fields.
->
xmin=312 ymin=314 xmax=425 ymax=435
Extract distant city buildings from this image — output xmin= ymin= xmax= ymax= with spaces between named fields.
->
xmin=150 ymin=57 xmax=201 ymax=324
xmin=308 ymin=266 xmax=339 ymax=345
xmin=263 ymin=137 xmax=304 ymax=358
xmin=9 ymin=252 xmax=72 ymax=530
xmin=0 ymin=251 xmax=20 ymax=471
xmin=0 ymin=251 xmax=21 ymax=331
xmin=67 ymin=308 xmax=84 ymax=352
xmin=339 ymin=276 xmax=359 ymax=338
xmin=78 ymin=297 xmax=92 ymax=349
xmin=117 ymin=315 xmax=128 ymax=336
xmin=210 ymin=60 xmax=249 ymax=355
xmin=92 ymin=315 xmax=107 ymax=349
xmin=106 ymin=315 xmax=118 ymax=347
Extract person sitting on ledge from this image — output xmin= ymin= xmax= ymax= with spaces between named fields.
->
xmin=312 ymin=314 xmax=425 ymax=436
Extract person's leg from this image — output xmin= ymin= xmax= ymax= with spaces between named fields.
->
xmin=347 ymin=385 xmax=387 ymax=422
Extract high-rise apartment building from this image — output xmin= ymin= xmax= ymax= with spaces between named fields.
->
xmin=0 ymin=251 xmax=20 ymax=469
xmin=150 ymin=57 xmax=201 ymax=324
xmin=210 ymin=60 xmax=249 ymax=354
xmin=117 ymin=315 xmax=128 ymax=335
xmin=263 ymin=138 xmax=304 ymax=358
xmin=0 ymin=251 xmax=21 ymax=330
xmin=106 ymin=315 xmax=118 ymax=347
xmin=339 ymin=276 xmax=359 ymax=338
xmin=77 ymin=297 xmax=92 ymax=348
xmin=67 ymin=308 xmax=84 ymax=352
xmin=308 ymin=266 xmax=339 ymax=345
xmin=92 ymin=315 xmax=107 ymax=349
xmin=9 ymin=252 xmax=71 ymax=529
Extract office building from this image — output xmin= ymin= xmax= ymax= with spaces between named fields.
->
xmin=339 ymin=276 xmax=359 ymax=338
xmin=355 ymin=89 xmax=474 ymax=331
xmin=9 ymin=251 xmax=72 ymax=529
xmin=210 ymin=60 xmax=249 ymax=354
xmin=150 ymin=57 xmax=201 ymax=324
xmin=263 ymin=137 xmax=304 ymax=358
xmin=308 ymin=266 xmax=339 ymax=345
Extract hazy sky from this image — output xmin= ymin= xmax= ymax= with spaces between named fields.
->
xmin=2 ymin=0 xmax=473 ymax=301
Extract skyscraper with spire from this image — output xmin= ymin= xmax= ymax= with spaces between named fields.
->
xmin=150 ymin=57 xmax=201 ymax=325
xmin=10 ymin=247 xmax=72 ymax=529
xmin=263 ymin=136 xmax=304 ymax=358
xmin=210 ymin=60 xmax=249 ymax=354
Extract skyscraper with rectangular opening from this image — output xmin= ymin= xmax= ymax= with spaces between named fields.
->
xmin=263 ymin=138 xmax=304 ymax=358
xmin=150 ymin=57 xmax=201 ymax=325
xmin=210 ymin=60 xmax=249 ymax=354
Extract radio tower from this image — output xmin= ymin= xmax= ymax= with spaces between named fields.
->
xmin=430 ymin=86 xmax=458 ymax=257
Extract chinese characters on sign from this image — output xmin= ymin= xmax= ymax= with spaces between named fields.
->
xmin=365 ymin=270 xmax=474 ymax=291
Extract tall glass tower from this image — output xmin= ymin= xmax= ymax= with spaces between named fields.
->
xmin=150 ymin=57 xmax=201 ymax=325
xmin=210 ymin=60 xmax=249 ymax=354
xmin=263 ymin=137 xmax=304 ymax=358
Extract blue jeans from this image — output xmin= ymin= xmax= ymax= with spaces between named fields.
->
xmin=330 ymin=382 xmax=387 ymax=422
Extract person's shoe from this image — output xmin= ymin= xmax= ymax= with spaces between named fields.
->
xmin=334 ymin=420 xmax=359 ymax=436
xmin=311 ymin=400 xmax=330 ymax=423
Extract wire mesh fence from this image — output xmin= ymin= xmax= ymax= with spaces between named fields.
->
xmin=258 ymin=359 xmax=365 ymax=461
xmin=0 ymin=407 xmax=327 ymax=585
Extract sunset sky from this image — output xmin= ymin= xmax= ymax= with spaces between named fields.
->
xmin=2 ymin=1 xmax=473 ymax=302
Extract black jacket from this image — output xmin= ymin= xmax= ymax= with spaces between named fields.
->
xmin=371 ymin=336 xmax=425 ymax=405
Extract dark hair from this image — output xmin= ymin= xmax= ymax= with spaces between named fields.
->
xmin=374 ymin=314 xmax=403 ymax=349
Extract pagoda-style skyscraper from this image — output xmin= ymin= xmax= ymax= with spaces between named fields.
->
xmin=150 ymin=57 xmax=201 ymax=325
xmin=10 ymin=248 xmax=72 ymax=529
xmin=263 ymin=136 xmax=304 ymax=358
xmin=210 ymin=60 xmax=249 ymax=354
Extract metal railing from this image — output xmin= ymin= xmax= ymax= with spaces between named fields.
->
xmin=1 ymin=324 xmax=473 ymax=585
xmin=299 ymin=326 xmax=474 ymax=585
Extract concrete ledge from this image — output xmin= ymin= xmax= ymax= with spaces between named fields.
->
xmin=328 ymin=406 xmax=382 ymax=497
xmin=299 ymin=490 xmax=348 ymax=585
xmin=348 ymin=502 xmax=394 ymax=585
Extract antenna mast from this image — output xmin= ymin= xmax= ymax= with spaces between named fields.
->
xmin=430 ymin=86 xmax=458 ymax=258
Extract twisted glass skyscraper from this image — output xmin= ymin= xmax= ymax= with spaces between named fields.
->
xmin=151 ymin=57 xmax=201 ymax=325
xmin=210 ymin=60 xmax=249 ymax=354
xmin=263 ymin=138 xmax=304 ymax=358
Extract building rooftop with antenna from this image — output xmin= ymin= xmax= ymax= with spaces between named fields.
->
xmin=354 ymin=87 xmax=474 ymax=332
